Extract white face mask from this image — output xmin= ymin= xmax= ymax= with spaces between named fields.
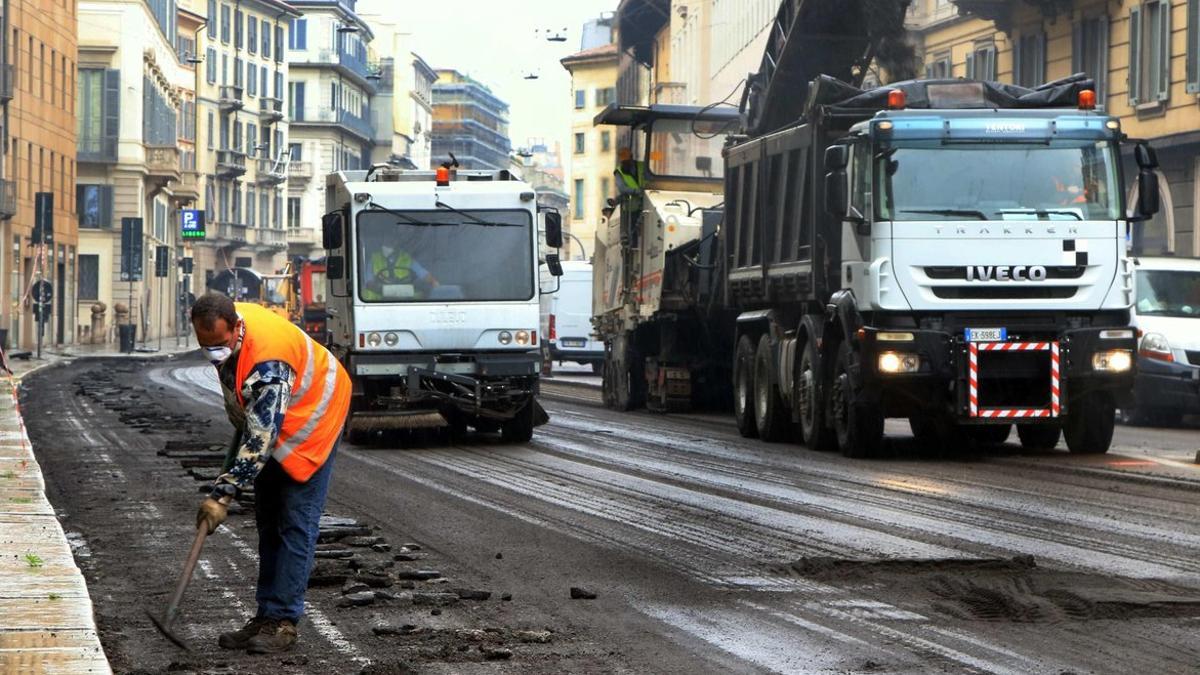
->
xmin=204 ymin=346 xmax=233 ymax=367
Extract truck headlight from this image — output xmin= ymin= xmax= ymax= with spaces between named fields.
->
xmin=1138 ymin=333 xmax=1173 ymax=362
xmin=878 ymin=351 xmax=919 ymax=374
xmin=1092 ymin=349 xmax=1132 ymax=372
xmin=498 ymin=331 xmax=513 ymax=345
xmin=384 ymin=332 xmax=399 ymax=346
xmin=366 ymin=332 xmax=382 ymax=347
xmin=515 ymin=330 xmax=530 ymax=346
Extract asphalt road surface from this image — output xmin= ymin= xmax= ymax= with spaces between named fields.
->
xmin=23 ymin=355 xmax=1200 ymax=674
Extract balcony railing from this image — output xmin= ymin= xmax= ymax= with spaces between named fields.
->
xmin=0 ymin=179 xmax=15 ymax=220
xmin=255 ymin=227 xmax=288 ymax=250
xmin=216 ymin=149 xmax=247 ymax=177
xmin=304 ymin=48 xmax=380 ymax=90
xmin=255 ymin=157 xmax=287 ymax=186
xmin=144 ymin=144 xmax=181 ymax=181
xmin=175 ymin=170 xmax=200 ymax=201
xmin=259 ymin=96 xmax=284 ymax=122
xmin=215 ymin=222 xmax=248 ymax=243
xmin=291 ymin=107 xmax=373 ymax=141
xmin=0 ymin=64 xmax=13 ymax=104
xmin=289 ymin=161 xmax=313 ymax=181
xmin=287 ymin=227 xmax=319 ymax=246
xmin=78 ymin=136 xmax=118 ymax=163
xmin=218 ymin=85 xmax=244 ymax=112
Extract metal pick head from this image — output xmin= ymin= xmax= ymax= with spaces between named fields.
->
xmin=146 ymin=609 xmax=191 ymax=651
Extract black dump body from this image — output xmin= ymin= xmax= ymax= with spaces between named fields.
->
xmin=720 ymin=74 xmax=1098 ymax=314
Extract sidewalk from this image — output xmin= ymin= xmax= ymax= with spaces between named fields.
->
xmin=0 ymin=339 xmax=196 ymax=674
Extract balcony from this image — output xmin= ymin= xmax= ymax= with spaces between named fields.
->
xmin=174 ymin=170 xmax=200 ymax=202
xmin=214 ymin=221 xmax=248 ymax=244
xmin=0 ymin=64 xmax=13 ymax=104
xmin=78 ymin=136 xmax=118 ymax=163
xmin=218 ymin=85 xmax=244 ymax=112
xmin=0 ymin=179 xmax=15 ymax=220
xmin=291 ymin=107 xmax=373 ymax=142
xmin=255 ymin=157 xmax=287 ymax=186
xmin=144 ymin=144 xmax=181 ymax=182
xmin=300 ymin=48 xmax=380 ymax=92
xmin=287 ymin=227 xmax=319 ymax=247
xmin=259 ymin=96 xmax=284 ymax=123
xmin=255 ymin=227 xmax=288 ymax=251
xmin=289 ymin=161 xmax=313 ymax=182
xmin=216 ymin=149 xmax=247 ymax=178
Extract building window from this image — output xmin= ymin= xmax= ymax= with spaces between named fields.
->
xmin=1073 ymin=16 xmax=1109 ymax=102
xmin=275 ymin=26 xmax=284 ymax=62
xmin=1185 ymin=0 xmax=1199 ymax=93
xmin=966 ymin=41 xmax=996 ymax=81
xmin=601 ymin=130 xmax=611 ymax=152
xmin=78 ymin=69 xmax=118 ymax=160
xmin=573 ymin=179 xmax=585 ymax=219
xmin=234 ymin=56 xmax=242 ymax=87
xmin=287 ymin=197 xmax=301 ymax=229
xmin=207 ymin=0 xmax=216 ymax=39
xmin=234 ymin=10 xmax=243 ymax=49
xmin=574 ymin=132 xmax=585 ymax=154
xmin=220 ymin=3 xmax=230 ymax=44
xmin=206 ymin=47 xmax=217 ymax=83
xmin=247 ymin=189 xmax=256 ymax=227
xmin=600 ymin=177 xmax=610 ymax=210
xmin=289 ymin=18 xmax=306 ymax=50
xmin=288 ymin=81 xmax=305 ymax=120
xmin=924 ymin=51 xmax=952 ymax=79
xmin=76 ymin=185 xmax=113 ymax=228
xmin=289 ymin=142 xmax=302 ymax=160
xmin=1129 ymin=0 xmax=1171 ymax=106
xmin=574 ymin=89 xmax=586 ymax=109
xmin=595 ymin=87 xmax=615 ymax=107
xmin=263 ymin=19 xmax=272 ymax=57
xmin=1014 ymin=31 xmax=1046 ymax=88
xmin=79 ymin=254 xmax=99 ymax=301
xmin=247 ymin=63 xmax=256 ymax=96
xmin=207 ymin=111 xmax=214 ymax=150
xmin=248 ymin=17 xmax=257 ymax=55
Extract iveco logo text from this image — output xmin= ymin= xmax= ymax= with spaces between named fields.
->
xmin=965 ymin=265 xmax=1047 ymax=281
xmin=985 ymin=122 xmax=1026 ymax=134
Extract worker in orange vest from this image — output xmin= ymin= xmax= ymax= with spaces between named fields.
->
xmin=191 ymin=293 xmax=351 ymax=654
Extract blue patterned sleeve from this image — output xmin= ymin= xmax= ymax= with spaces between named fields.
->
xmin=210 ymin=360 xmax=295 ymax=498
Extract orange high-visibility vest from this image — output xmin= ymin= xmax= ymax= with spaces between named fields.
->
xmin=232 ymin=303 xmax=351 ymax=482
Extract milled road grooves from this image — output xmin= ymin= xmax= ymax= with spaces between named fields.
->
xmin=21 ymin=356 xmax=1200 ymax=674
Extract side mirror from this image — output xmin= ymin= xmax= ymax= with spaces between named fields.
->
xmin=824 ymin=144 xmax=849 ymax=170
xmin=544 ymin=211 xmax=564 ymax=249
xmin=1137 ymin=170 xmax=1160 ymax=217
xmin=327 ymin=256 xmax=345 ymax=280
xmin=322 ymin=212 xmax=344 ymax=249
xmin=824 ymin=170 xmax=849 ymax=219
xmin=1135 ymin=143 xmax=1158 ymax=170
xmin=545 ymin=253 xmax=564 ymax=277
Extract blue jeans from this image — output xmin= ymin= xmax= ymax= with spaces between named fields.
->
xmin=253 ymin=443 xmax=337 ymax=623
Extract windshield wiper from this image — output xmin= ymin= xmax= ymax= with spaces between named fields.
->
xmin=434 ymin=199 xmax=521 ymax=227
xmin=996 ymin=208 xmax=1083 ymax=221
xmin=899 ymin=208 xmax=988 ymax=220
xmin=364 ymin=202 xmax=447 ymax=227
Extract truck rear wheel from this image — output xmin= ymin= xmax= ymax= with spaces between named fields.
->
xmin=1016 ymin=424 xmax=1060 ymax=450
xmin=733 ymin=335 xmax=759 ymax=438
xmin=832 ymin=342 xmax=884 ymax=458
xmin=1064 ymin=393 xmax=1115 ymax=455
xmin=501 ymin=401 xmax=536 ymax=443
xmin=753 ymin=335 xmax=791 ymax=442
xmin=797 ymin=339 xmax=835 ymax=451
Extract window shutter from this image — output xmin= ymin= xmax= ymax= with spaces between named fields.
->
xmin=1036 ymin=32 xmax=1046 ymax=86
xmin=103 ymin=69 xmax=120 ymax=155
xmin=75 ymin=185 xmax=86 ymax=225
xmin=1129 ymin=6 xmax=1142 ymax=105
xmin=966 ymin=51 xmax=976 ymax=79
xmin=1098 ymin=15 xmax=1110 ymax=103
xmin=101 ymin=186 xmax=114 ymax=227
xmin=1013 ymin=37 xmax=1022 ymax=85
xmin=1157 ymin=0 xmax=1171 ymax=101
xmin=1072 ymin=21 xmax=1083 ymax=74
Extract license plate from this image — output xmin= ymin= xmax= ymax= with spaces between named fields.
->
xmin=965 ymin=327 xmax=1007 ymax=342
xmin=560 ymin=339 xmax=586 ymax=348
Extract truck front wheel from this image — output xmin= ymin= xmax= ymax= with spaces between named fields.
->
xmin=1064 ymin=393 xmax=1115 ymax=455
xmin=733 ymin=335 xmax=758 ymax=438
xmin=832 ymin=342 xmax=884 ymax=458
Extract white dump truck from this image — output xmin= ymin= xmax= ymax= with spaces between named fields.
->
xmin=322 ymin=165 xmax=564 ymax=442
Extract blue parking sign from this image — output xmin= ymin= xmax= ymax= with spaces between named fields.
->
xmin=181 ymin=209 xmax=205 ymax=239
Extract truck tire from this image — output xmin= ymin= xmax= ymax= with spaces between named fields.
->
xmin=501 ymin=401 xmax=536 ymax=443
xmin=968 ymin=424 xmax=1012 ymax=446
xmin=733 ymin=335 xmax=759 ymax=438
xmin=608 ymin=334 xmax=645 ymax=411
xmin=591 ymin=361 xmax=604 ymax=375
xmin=797 ymin=339 xmax=835 ymax=451
xmin=831 ymin=341 xmax=884 ymax=458
xmin=1064 ymin=393 xmax=1115 ymax=455
xmin=753 ymin=335 xmax=791 ymax=442
xmin=1016 ymin=424 xmax=1060 ymax=451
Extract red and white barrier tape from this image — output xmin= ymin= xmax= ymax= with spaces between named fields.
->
xmin=968 ymin=341 xmax=1060 ymax=419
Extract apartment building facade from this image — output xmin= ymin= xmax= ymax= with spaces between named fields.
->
xmin=561 ymin=42 xmax=617 ymax=262
xmin=908 ymin=0 xmax=1200 ymax=256
xmin=283 ymin=0 xmax=375 ymax=259
xmin=430 ymin=69 xmax=511 ymax=171
xmin=5 ymin=0 xmax=79 ymax=350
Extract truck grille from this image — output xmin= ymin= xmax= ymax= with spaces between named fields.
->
xmin=924 ymin=266 xmax=1085 ymax=280
xmin=1186 ymin=350 xmax=1200 ymax=366
xmin=932 ymin=287 xmax=1077 ymax=300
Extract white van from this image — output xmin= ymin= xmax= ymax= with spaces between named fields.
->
xmin=1123 ymin=256 xmax=1200 ymax=425
xmin=541 ymin=260 xmax=604 ymax=372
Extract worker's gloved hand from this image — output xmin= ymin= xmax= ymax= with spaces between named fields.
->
xmin=195 ymin=497 xmax=228 ymax=535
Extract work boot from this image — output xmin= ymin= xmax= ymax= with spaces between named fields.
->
xmin=217 ymin=617 xmax=271 ymax=650
xmin=245 ymin=619 xmax=297 ymax=654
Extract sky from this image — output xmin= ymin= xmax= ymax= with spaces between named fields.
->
xmin=359 ymin=0 xmax=619 ymax=161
